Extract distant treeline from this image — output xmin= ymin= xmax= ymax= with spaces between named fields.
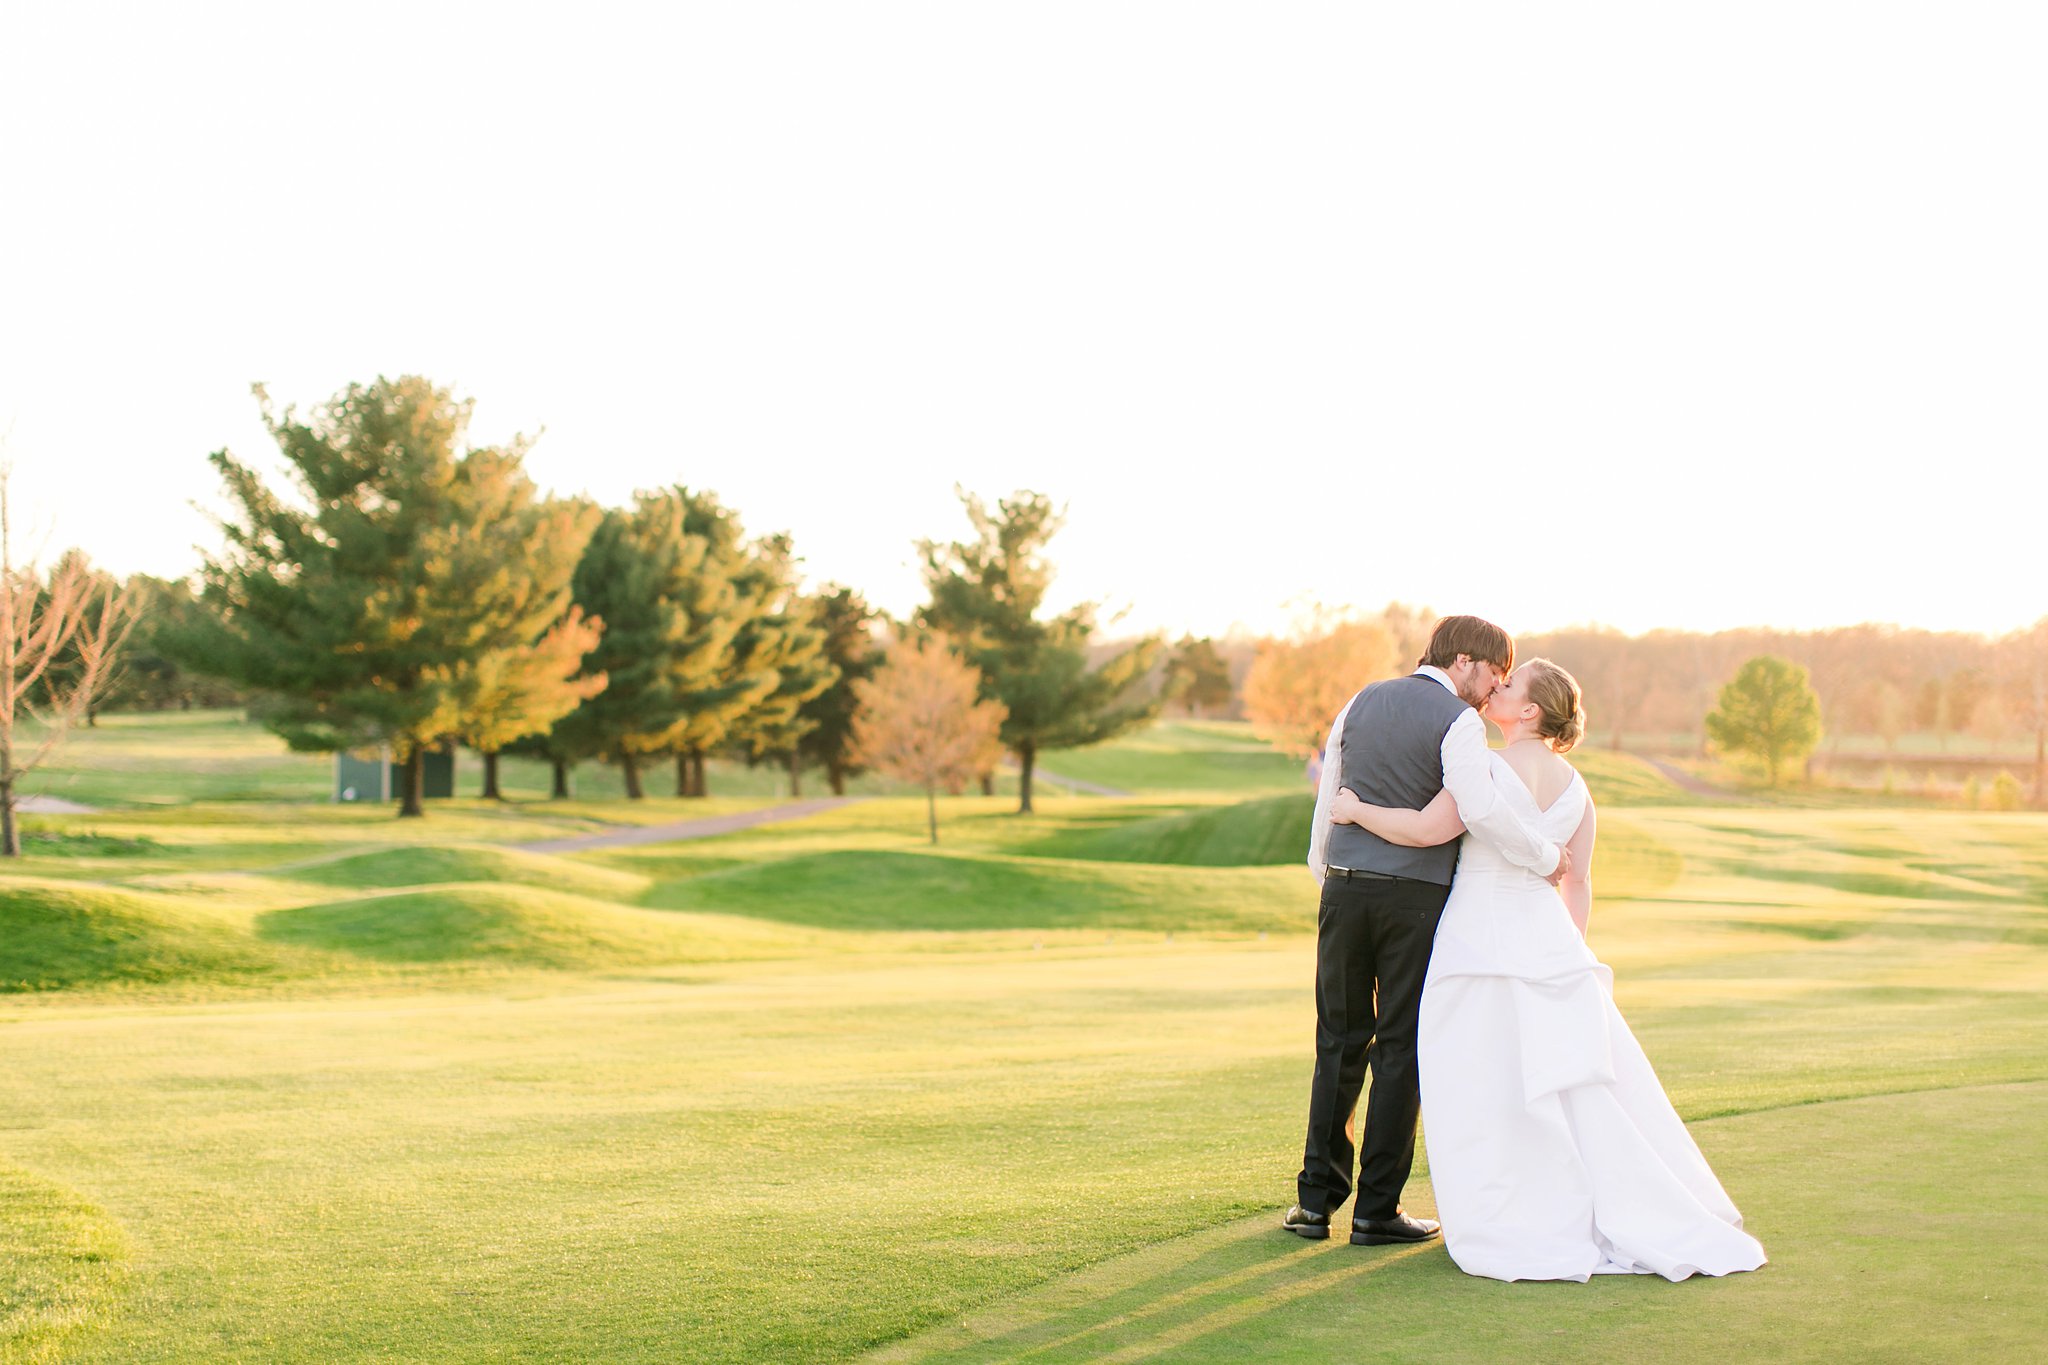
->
xmin=1156 ymin=614 xmax=2048 ymax=760
xmin=1513 ymin=623 xmax=2047 ymax=757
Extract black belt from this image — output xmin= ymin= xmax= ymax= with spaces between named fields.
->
xmin=1325 ymin=866 xmax=1400 ymax=882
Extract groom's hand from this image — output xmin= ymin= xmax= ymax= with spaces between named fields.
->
xmin=1545 ymin=847 xmax=1572 ymax=887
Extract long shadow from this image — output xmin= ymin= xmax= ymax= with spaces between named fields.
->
xmin=872 ymin=1082 xmax=2048 ymax=1364
xmin=867 ymin=1215 xmax=1440 ymax=1364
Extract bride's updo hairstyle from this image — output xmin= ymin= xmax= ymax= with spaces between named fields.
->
xmin=1519 ymin=657 xmax=1586 ymax=754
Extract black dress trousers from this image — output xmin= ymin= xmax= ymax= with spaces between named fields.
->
xmin=1296 ymin=870 xmax=1452 ymax=1221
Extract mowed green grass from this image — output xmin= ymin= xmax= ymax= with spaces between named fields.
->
xmin=0 ymin=714 xmax=2043 ymax=1362
xmin=17 ymin=710 xmax=1135 ymax=810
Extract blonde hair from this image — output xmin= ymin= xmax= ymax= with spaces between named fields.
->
xmin=1518 ymin=657 xmax=1586 ymax=754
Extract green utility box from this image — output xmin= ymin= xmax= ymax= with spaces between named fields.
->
xmin=334 ymin=746 xmax=457 ymax=802
xmin=334 ymin=748 xmax=389 ymax=803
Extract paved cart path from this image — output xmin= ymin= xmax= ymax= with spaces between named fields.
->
xmin=1032 ymin=766 xmax=1129 ymax=797
xmin=999 ymin=759 xmax=1129 ymax=797
xmin=1642 ymin=757 xmax=1757 ymax=802
xmin=15 ymin=795 xmax=98 ymax=814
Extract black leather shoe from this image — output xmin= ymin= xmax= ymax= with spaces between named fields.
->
xmin=1350 ymin=1210 xmax=1440 ymax=1245
xmin=1282 ymin=1205 xmax=1331 ymax=1240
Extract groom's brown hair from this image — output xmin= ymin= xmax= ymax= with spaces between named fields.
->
xmin=1419 ymin=615 xmax=1513 ymax=673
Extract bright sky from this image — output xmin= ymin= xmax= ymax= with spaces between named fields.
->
xmin=3 ymin=3 xmax=2042 ymax=641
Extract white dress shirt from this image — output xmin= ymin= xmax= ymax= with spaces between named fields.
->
xmin=1307 ymin=665 xmax=1563 ymax=882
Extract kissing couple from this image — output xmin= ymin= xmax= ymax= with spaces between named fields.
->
xmin=1283 ymin=615 xmax=1766 ymax=1282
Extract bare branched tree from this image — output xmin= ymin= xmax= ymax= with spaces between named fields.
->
xmin=0 ymin=466 xmax=141 ymax=855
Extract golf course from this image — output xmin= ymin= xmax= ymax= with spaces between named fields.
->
xmin=2 ymin=712 xmax=2042 ymax=1363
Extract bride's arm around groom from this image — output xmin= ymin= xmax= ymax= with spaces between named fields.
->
xmin=1311 ymin=691 xmax=1566 ymax=883
xmin=1438 ymin=706 xmax=1564 ymax=877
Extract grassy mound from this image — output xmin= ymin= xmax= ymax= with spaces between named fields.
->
xmin=1039 ymin=727 xmax=1707 ymax=805
xmin=1570 ymin=749 xmax=1706 ymax=805
xmin=1040 ymin=723 xmax=1303 ymax=794
xmin=1023 ymin=794 xmax=1312 ymax=867
xmin=0 ymin=881 xmax=278 ymax=992
xmin=0 ymin=1161 xmax=130 ymax=1364
xmin=646 ymin=849 xmax=1302 ymax=933
xmin=257 ymin=884 xmax=792 ymax=968
xmin=1023 ymin=788 xmax=1687 ymax=892
xmin=286 ymin=844 xmax=649 ymax=903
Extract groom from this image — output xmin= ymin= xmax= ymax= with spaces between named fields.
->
xmin=1284 ymin=615 xmax=1568 ymax=1245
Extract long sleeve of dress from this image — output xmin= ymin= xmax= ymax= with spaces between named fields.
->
xmin=1439 ymin=709 xmax=1563 ymax=877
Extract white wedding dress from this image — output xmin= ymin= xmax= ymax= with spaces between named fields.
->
xmin=1418 ymin=755 xmax=1767 ymax=1283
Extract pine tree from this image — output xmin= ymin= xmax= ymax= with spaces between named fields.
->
xmin=444 ymin=495 xmax=607 ymax=799
xmin=665 ymin=490 xmax=787 ymax=798
xmin=1162 ymin=635 xmax=1234 ymax=718
xmin=179 ymin=377 xmax=573 ymax=816
xmin=918 ymin=489 xmax=1162 ymax=813
xmin=99 ymin=575 xmax=243 ymax=712
xmin=548 ymin=493 xmax=733 ymax=800
xmin=502 ymin=726 xmax=584 ymax=800
xmin=722 ymin=540 xmax=840 ymax=797
xmin=795 ymin=587 xmax=883 ymax=796
xmin=454 ymin=608 xmax=607 ymax=799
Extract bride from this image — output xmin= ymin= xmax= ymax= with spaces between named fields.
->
xmin=1329 ymin=658 xmax=1766 ymax=1283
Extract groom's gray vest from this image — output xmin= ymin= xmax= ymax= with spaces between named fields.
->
xmin=1323 ymin=674 xmax=1471 ymax=886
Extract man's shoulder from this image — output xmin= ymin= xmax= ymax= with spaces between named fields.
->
xmin=1349 ymin=675 xmax=1469 ymax=731
xmin=1363 ymin=674 xmax=1467 ymax=709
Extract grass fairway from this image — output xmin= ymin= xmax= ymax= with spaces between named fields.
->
xmin=873 ymin=1082 xmax=2044 ymax=1363
xmin=1 ymin=714 xmax=2044 ymax=1362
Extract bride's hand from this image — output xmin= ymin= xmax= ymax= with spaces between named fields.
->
xmin=1330 ymin=786 xmax=1366 ymax=826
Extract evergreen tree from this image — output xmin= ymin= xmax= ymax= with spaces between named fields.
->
xmin=454 ymin=607 xmax=607 ymax=799
xmin=179 ymin=377 xmax=570 ymax=816
xmin=795 ymin=587 xmax=883 ymax=796
xmin=722 ymin=540 xmax=840 ymax=797
xmin=918 ymin=489 xmax=1162 ymax=814
xmin=444 ymin=495 xmax=607 ymax=799
xmin=1162 ymin=635 xmax=1234 ymax=718
xmin=99 ymin=575 xmax=243 ymax=712
xmin=665 ymin=490 xmax=790 ymax=798
xmin=548 ymin=493 xmax=734 ymax=800
xmin=503 ymin=726 xmax=584 ymax=800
